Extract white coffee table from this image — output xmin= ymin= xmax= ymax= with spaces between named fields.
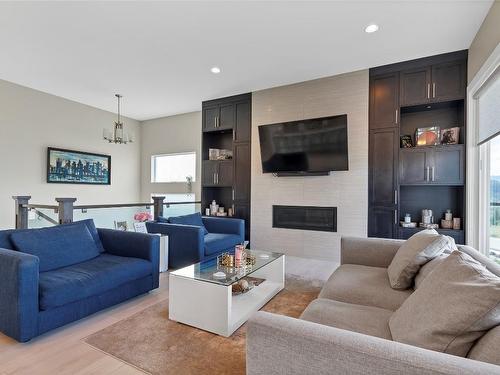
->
xmin=169 ymin=250 xmax=285 ymax=337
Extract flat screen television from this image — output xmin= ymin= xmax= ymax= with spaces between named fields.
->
xmin=258 ymin=114 xmax=348 ymax=174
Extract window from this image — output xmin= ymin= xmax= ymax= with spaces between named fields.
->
xmin=151 ymin=152 xmax=196 ymax=183
xmin=490 ymin=136 xmax=500 ymax=264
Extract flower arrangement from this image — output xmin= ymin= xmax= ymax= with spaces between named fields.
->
xmin=134 ymin=212 xmax=152 ymax=222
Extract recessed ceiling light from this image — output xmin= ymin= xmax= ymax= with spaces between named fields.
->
xmin=365 ymin=24 xmax=379 ymax=33
xmin=211 ymin=66 xmax=221 ymax=74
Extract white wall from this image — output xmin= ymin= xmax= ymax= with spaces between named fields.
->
xmin=0 ymin=79 xmax=141 ymax=229
xmin=251 ymin=70 xmax=369 ymax=262
xmin=140 ymin=111 xmax=202 ymax=201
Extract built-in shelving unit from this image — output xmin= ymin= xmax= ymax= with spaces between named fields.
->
xmin=368 ymin=50 xmax=467 ymax=244
xmin=201 ymin=93 xmax=252 ymax=241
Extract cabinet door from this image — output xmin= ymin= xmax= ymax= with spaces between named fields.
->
xmin=400 ymin=148 xmax=431 ymax=185
xmin=369 ymin=128 xmax=398 ymax=206
xmin=370 ymin=73 xmax=399 ymax=129
xmin=400 ymin=67 xmax=431 ymax=106
xmin=233 ymin=143 xmax=250 ymax=201
xmin=218 ymin=103 xmax=235 ymax=130
xmin=432 ymin=145 xmax=464 ymax=185
xmin=368 ymin=207 xmax=397 ymax=239
xmin=234 ymin=100 xmax=251 ymax=142
xmin=233 ymin=203 xmax=250 ymax=241
xmin=203 ymin=105 xmax=219 ymax=132
xmin=431 ymin=60 xmax=465 ymax=102
xmin=217 ymin=160 xmax=233 ymax=186
xmin=202 ymin=161 xmax=218 ymax=186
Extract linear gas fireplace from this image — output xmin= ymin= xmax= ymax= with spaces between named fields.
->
xmin=272 ymin=205 xmax=337 ymax=232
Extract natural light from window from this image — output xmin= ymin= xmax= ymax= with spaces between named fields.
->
xmin=151 ymin=152 xmax=196 ymax=183
xmin=489 ymin=135 xmax=500 ymax=264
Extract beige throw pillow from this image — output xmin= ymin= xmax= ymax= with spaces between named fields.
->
xmin=389 ymin=250 xmax=500 ymax=357
xmin=414 ymin=253 xmax=449 ymax=289
xmin=387 ymin=229 xmax=455 ymax=290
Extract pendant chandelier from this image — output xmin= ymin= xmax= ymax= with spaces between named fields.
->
xmin=103 ymin=94 xmax=133 ymax=144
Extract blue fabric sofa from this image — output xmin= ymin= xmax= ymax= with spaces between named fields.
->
xmin=0 ymin=219 xmax=159 ymax=342
xmin=146 ymin=213 xmax=244 ymax=269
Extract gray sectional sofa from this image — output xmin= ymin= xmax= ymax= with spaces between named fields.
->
xmin=247 ymin=237 xmax=500 ymax=374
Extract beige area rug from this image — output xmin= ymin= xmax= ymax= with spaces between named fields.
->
xmin=84 ymin=276 xmax=322 ymax=375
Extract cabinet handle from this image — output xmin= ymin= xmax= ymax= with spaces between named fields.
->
xmin=216 ymin=173 xmax=219 ymax=184
xmin=395 ymin=109 xmax=398 ymax=124
xmin=214 ymin=117 xmax=217 ymax=128
xmin=394 ymin=210 xmax=398 ymax=225
xmin=232 ymin=189 xmax=235 ymax=200
xmin=394 ymin=190 xmax=398 ymax=205
xmin=432 ymin=83 xmax=436 ymax=98
xmin=425 ymin=166 xmax=430 ymax=181
xmin=427 ymin=83 xmax=430 ymax=99
xmin=217 ymin=116 xmax=220 ymax=127
xmin=431 ymin=166 xmax=435 ymax=182
xmin=213 ymin=173 xmax=216 ymax=184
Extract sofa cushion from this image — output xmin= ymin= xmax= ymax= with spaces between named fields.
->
xmin=157 ymin=216 xmax=169 ymax=223
xmin=414 ymin=253 xmax=448 ymax=289
xmin=300 ymin=298 xmax=393 ymax=340
xmin=74 ymin=219 xmax=105 ymax=253
xmin=39 ymin=253 xmax=151 ymax=310
xmin=318 ymin=264 xmax=412 ymax=311
xmin=10 ymin=223 xmax=100 ymax=272
xmin=0 ymin=229 xmax=15 ymax=250
xmin=387 ymin=229 xmax=455 ymax=290
xmin=389 ymin=250 xmax=500 ymax=357
xmin=204 ymin=233 xmax=241 ymax=256
xmin=467 ymin=325 xmax=500 ymax=365
xmin=169 ymin=212 xmax=208 ymax=235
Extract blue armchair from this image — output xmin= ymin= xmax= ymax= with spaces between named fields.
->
xmin=0 ymin=219 xmax=159 ymax=342
xmin=146 ymin=214 xmax=244 ymax=269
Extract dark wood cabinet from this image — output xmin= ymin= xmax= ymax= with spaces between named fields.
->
xmin=400 ymin=145 xmax=464 ymax=186
xmin=369 ymin=73 xmax=399 ymax=129
xmin=202 ymin=93 xmax=252 ymax=241
xmin=203 ymin=105 xmax=219 ymax=132
xmin=368 ymin=207 xmax=397 ymax=239
xmin=234 ymin=100 xmax=251 ymax=143
xmin=400 ymin=148 xmax=431 ymax=185
xmin=431 ymin=60 xmax=466 ymax=102
xmin=400 ymin=67 xmax=431 ymax=106
xmin=433 ymin=145 xmax=464 ymax=185
xmin=399 ymin=60 xmax=466 ymax=106
xmin=369 ymin=50 xmax=467 ymax=242
xmin=233 ymin=143 xmax=251 ymax=201
xmin=369 ymin=128 xmax=399 ymax=206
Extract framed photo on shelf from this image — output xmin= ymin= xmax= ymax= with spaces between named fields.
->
xmin=47 ymin=147 xmax=111 ymax=185
xmin=400 ymin=135 xmax=413 ymax=148
xmin=441 ymin=127 xmax=460 ymax=145
xmin=415 ymin=126 xmax=440 ymax=146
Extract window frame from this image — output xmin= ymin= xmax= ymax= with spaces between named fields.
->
xmin=150 ymin=151 xmax=197 ymax=184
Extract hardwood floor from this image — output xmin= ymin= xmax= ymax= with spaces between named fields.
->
xmin=0 ymin=257 xmax=338 ymax=374
xmin=0 ymin=274 xmax=169 ymax=375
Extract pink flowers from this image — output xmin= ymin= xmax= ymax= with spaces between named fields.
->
xmin=134 ymin=212 xmax=153 ymax=222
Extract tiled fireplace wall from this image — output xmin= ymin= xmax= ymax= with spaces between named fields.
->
xmin=250 ymin=70 xmax=369 ymax=262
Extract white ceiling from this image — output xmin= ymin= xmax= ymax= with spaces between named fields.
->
xmin=0 ymin=1 xmax=493 ymax=121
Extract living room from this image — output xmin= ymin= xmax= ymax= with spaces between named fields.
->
xmin=0 ymin=1 xmax=500 ymax=374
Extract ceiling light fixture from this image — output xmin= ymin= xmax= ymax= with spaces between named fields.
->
xmin=103 ymin=94 xmax=133 ymax=144
xmin=365 ymin=24 xmax=379 ymax=33
xmin=211 ymin=66 xmax=221 ymax=74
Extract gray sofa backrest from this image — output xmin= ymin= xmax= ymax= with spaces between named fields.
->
xmin=457 ymin=245 xmax=500 ymax=277
xmin=455 ymin=245 xmax=500 ymax=365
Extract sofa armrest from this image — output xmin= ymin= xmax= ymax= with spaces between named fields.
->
xmin=247 ymin=311 xmax=500 ymax=375
xmin=0 ymin=248 xmax=39 ymax=342
xmin=341 ymin=237 xmax=404 ymax=268
xmin=202 ymin=217 xmax=244 ymax=238
xmin=146 ymin=222 xmax=204 ymax=269
xmin=97 ymin=229 xmax=160 ymax=288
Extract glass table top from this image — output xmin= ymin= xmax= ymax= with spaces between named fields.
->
xmin=170 ymin=249 xmax=284 ymax=286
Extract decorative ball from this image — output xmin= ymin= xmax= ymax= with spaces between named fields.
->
xmin=239 ymin=279 xmax=249 ymax=290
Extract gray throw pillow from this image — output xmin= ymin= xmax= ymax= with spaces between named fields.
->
xmin=387 ymin=229 xmax=455 ymax=290
xmin=389 ymin=250 xmax=500 ymax=357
